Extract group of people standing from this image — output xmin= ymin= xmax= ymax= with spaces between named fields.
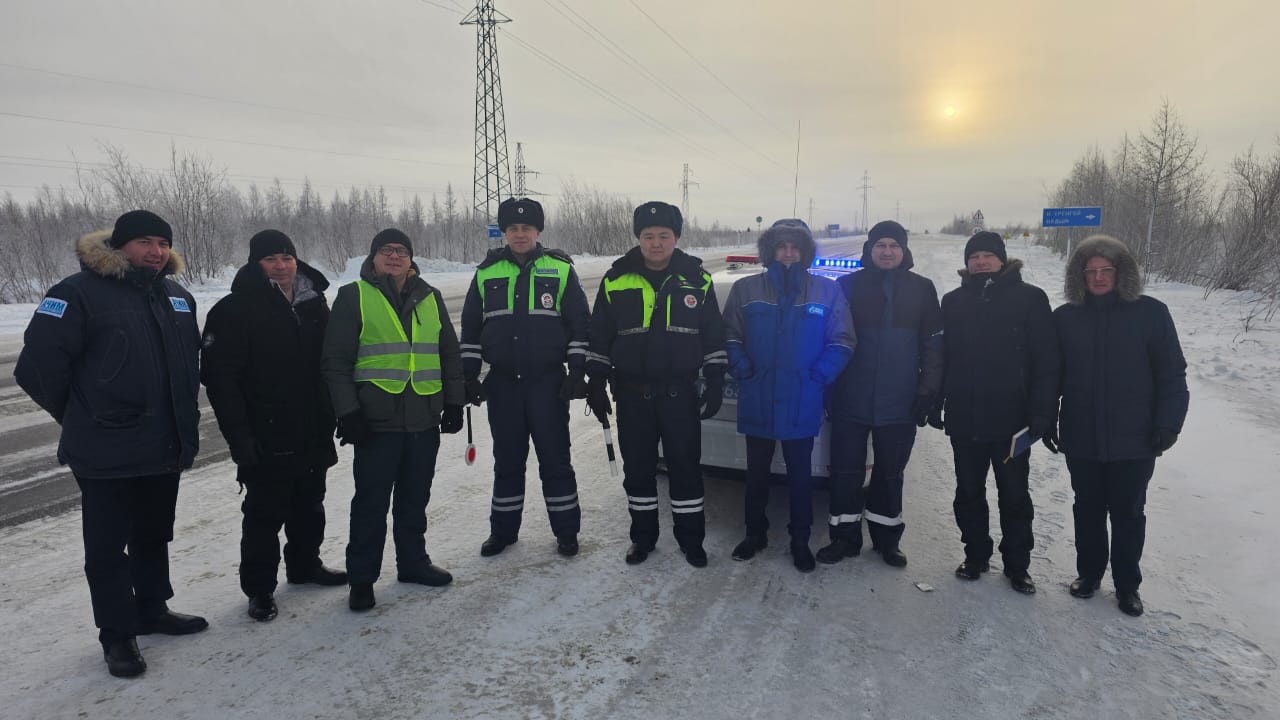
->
xmin=14 ymin=201 xmax=1187 ymax=680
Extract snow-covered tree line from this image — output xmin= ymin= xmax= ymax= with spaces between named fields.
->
xmin=1045 ymin=100 xmax=1280 ymax=320
xmin=0 ymin=143 xmax=745 ymax=302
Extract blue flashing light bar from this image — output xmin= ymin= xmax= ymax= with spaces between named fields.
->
xmin=812 ymin=257 xmax=862 ymax=269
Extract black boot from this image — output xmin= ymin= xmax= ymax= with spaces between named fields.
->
xmin=398 ymin=560 xmax=454 ymax=586
xmin=955 ymin=559 xmax=990 ymax=580
xmin=1118 ymin=590 xmax=1144 ymax=617
xmin=1006 ymin=570 xmax=1037 ymax=595
xmin=815 ymin=538 xmax=860 ymax=565
xmin=137 ymin=607 xmax=209 ymax=636
xmin=556 ymin=534 xmax=579 ymax=557
xmin=287 ymin=564 xmax=348 ymax=586
xmin=247 ymin=594 xmax=278 ymax=622
xmin=103 ymin=638 xmax=146 ymax=678
xmin=680 ymin=544 xmax=708 ymax=568
xmin=349 ymin=583 xmax=375 ymax=612
xmin=1069 ymin=577 xmax=1102 ymax=599
xmin=731 ymin=535 xmax=768 ymax=561
xmin=880 ymin=547 xmax=908 ymax=568
xmin=480 ymin=534 xmax=518 ymax=557
xmin=791 ymin=541 xmax=816 ymax=573
xmin=625 ymin=542 xmax=655 ymax=565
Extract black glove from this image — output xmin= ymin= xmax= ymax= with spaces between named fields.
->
xmin=699 ymin=375 xmax=724 ymax=420
xmin=585 ymin=375 xmax=612 ymax=424
xmin=1152 ymin=428 xmax=1178 ymax=453
xmin=1027 ymin=416 xmax=1060 ymax=454
xmin=335 ymin=409 xmax=370 ymax=447
xmin=911 ymin=394 xmax=937 ymax=428
xmin=440 ymin=404 xmax=464 ymax=434
xmin=926 ymin=404 xmax=945 ymax=431
xmin=559 ymin=367 xmax=588 ymax=402
xmin=227 ymin=430 xmax=261 ymax=467
xmin=464 ymin=377 xmax=486 ymax=406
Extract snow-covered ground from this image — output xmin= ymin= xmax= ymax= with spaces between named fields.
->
xmin=1 ymin=235 xmax=1277 ymax=719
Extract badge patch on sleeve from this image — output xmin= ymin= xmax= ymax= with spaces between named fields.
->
xmin=169 ymin=297 xmax=191 ymax=313
xmin=37 ymin=298 xmax=68 ymax=318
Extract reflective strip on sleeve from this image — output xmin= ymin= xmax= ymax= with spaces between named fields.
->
xmin=864 ymin=510 xmax=903 ymax=527
xmin=585 ymin=351 xmax=612 ymax=365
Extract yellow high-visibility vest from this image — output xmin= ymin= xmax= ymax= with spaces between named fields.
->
xmin=354 ymin=280 xmax=442 ymax=395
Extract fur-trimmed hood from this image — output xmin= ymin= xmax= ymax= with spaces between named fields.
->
xmin=77 ymin=229 xmax=184 ymax=279
xmin=1064 ymin=234 xmax=1142 ymax=304
xmin=758 ymin=222 xmax=816 ymax=268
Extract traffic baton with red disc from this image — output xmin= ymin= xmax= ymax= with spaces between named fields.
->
xmin=464 ymin=406 xmax=476 ymax=466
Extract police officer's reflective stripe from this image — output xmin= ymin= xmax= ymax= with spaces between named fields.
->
xmin=354 ymin=368 xmax=411 ymax=381
xmin=670 ymin=497 xmax=704 ymax=514
xmin=567 ymin=340 xmax=588 ymax=357
xmin=667 ymin=326 xmax=699 ymax=335
xmin=829 ymin=513 xmax=863 ymax=525
xmin=492 ymin=494 xmax=525 ymax=512
xmin=483 ymin=309 xmax=514 ymax=320
xmin=703 ymin=349 xmax=728 ymax=365
xmin=864 ymin=510 xmax=904 ymax=526
xmin=357 ymin=341 xmax=411 ymax=357
xmin=618 ymin=327 xmax=648 ymax=336
xmin=585 ymin=350 xmax=611 ymax=365
xmin=545 ymin=493 xmax=579 ymax=512
xmin=460 ymin=342 xmax=483 ymax=361
xmin=528 ymin=309 xmax=560 ymax=317
xmin=628 ymin=495 xmax=659 ymax=511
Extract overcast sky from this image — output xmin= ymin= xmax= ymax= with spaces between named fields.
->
xmin=2 ymin=0 xmax=1276 ymax=234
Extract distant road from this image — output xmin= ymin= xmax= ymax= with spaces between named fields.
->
xmin=0 ymin=251 xmax=757 ymax=529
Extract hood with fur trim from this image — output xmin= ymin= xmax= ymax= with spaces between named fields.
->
xmin=1064 ymin=234 xmax=1142 ymax=304
xmin=77 ymin=229 xmax=184 ymax=279
xmin=757 ymin=222 xmax=816 ymax=269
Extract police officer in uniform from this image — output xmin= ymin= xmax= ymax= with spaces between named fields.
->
xmin=461 ymin=197 xmax=590 ymax=558
xmin=585 ymin=201 xmax=727 ymax=567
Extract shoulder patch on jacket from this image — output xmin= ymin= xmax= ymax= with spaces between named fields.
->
xmin=806 ymin=304 xmax=825 ymax=316
xmin=37 ymin=298 xmax=68 ymax=318
xmin=169 ymin=297 xmax=192 ymax=313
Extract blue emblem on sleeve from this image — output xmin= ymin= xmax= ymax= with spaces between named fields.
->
xmin=36 ymin=298 xmax=68 ymax=318
xmin=806 ymin=304 xmax=825 ymax=316
xmin=169 ymin=297 xmax=191 ymax=313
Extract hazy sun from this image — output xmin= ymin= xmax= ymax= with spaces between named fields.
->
xmin=943 ymin=105 xmax=957 ymax=118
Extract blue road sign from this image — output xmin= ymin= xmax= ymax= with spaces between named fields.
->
xmin=1043 ymin=207 xmax=1102 ymax=227
xmin=487 ymin=223 xmax=502 ymax=239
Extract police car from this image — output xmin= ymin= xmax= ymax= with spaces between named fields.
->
xmin=699 ymin=254 xmax=869 ymax=479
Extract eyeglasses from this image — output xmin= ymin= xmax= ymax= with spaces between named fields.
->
xmin=378 ymin=246 xmax=410 ymax=258
xmin=1083 ymin=266 xmax=1115 ymax=278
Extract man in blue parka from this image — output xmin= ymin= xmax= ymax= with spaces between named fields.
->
xmin=823 ymin=220 xmax=943 ymax=568
xmin=722 ymin=219 xmax=855 ymax=572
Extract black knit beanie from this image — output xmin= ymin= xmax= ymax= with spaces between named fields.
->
xmin=964 ymin=231 xmax=1007 ymax=264
xmin=248 ymin=229 xmax=297 ymax=264
xmin=110 ymin=210 xmax=172 ymax=249
xmin=633 ymin=201 xmax=682 ymax=238
xmin=868 ymin=220 xmax=908 ymax=248
xmin=497 ymin=197 xmax=545 ymax=232
xmin=369 ymin=228 xmax=413 ymax=257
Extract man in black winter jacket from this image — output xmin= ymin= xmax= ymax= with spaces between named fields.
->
xmin=201 ymin=230 xmax=347 ymax=623
xmin=15 ymin=210 xmax=208 ymax=679
xmin=461 ymin=198 xmax=590 ymax=559
xmin=937 ymin=231 xmax=1059 ymax=595
xmin=1053 ymin=234 xmax=1188 ymax=617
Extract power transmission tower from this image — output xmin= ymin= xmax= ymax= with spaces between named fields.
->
xmin=462 ymin=1 xmax=513 ymax=245
xmin=513 ymin=142 xmax=541 ymax=196
xmin=857 ymin=170 xmax=873 ymax=232
xmin=679 ymin=163 xmax=700 ymax=220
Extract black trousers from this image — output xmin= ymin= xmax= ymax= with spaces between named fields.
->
xmin=744 ymin=435 xmax=815 ymax=543
xmin=75 ymin=473 xmax=180 ymax=644
xmin=484 ymin=371 xmax=580 ymax=540
xmin=828 ymin=420 xmax=916 ymax=550
xmin=239 ymin=465 xmax=328 ymax=597
xmin=615 ymin=382 xmax=704 ymax=549
xmin=347 ymin=430 xmax=439 ymax=585
xmin=1066 ymin=456 xmax=1156 ymax=591
xmin=951 ymin=440 xmax=1034 ymax=573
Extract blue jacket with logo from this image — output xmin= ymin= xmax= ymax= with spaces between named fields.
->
xmin=722 ymin=262 xmax=855 ymax=440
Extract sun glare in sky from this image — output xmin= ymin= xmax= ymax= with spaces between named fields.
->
xmin=944 ymin=105 xmax=958 ymax=118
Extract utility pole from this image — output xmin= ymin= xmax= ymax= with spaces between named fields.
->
xmin=895 ymin=200 xmax=901 ymax=223
xmin=679 ymin=163 xmax=700 ymax=220
xmin=857 ymin=170 xmax=873 ymax=233
xmin=807 ymin=197 xmax=815 ymax=230
xmin=513 ymin=142 xmax=540 ymax=197
xmin=462 ymin=1 xmax=512 ymax=246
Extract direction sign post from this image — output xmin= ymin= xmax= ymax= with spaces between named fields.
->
xmin=1042 ymin=206 xmax=1103 ymax=256
xmin=487 ymin=223 xmax=502 ymax=248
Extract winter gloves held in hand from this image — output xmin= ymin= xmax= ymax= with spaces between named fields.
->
xmin=464 ymin=377 xmax=486 ymax=407
xmin=440 ymin=404 xmax=464 ymax=434
xmin=559 ymin=367 xmax=588 ymax=403
xmin=699 ymin=375 xmax=724 ymax=420
xmin=911 ymin=394 xmax=938 ymax=428
xmin=1152 ymin=428 xmax=1178 ymax=453
xmin=336 ymin=410 xmax=370 ymax=447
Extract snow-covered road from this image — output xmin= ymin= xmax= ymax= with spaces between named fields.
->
xmin=1 ymin=234 xmax=1276 ymax=719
